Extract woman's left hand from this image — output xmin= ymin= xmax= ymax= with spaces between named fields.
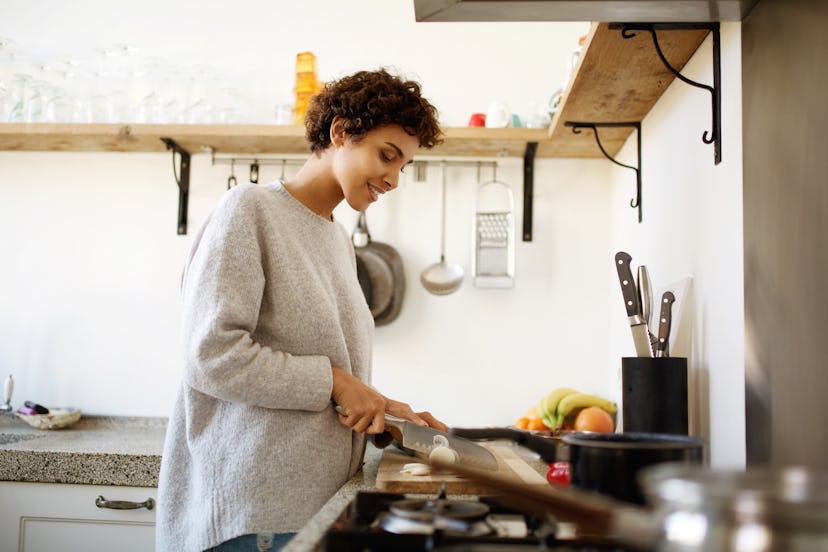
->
xmin=384 ymin=398 xmax=448 ymax=432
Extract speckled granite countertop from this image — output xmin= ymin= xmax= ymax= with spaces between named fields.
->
xmin=0 ymin=413 xmax=166 ymax=488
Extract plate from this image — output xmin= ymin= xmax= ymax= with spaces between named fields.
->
xmin=16 ymin=407 xmax=81 ymax=430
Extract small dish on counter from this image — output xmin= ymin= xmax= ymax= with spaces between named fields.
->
xmin=16 ymin=407 xmax=82 ymax=430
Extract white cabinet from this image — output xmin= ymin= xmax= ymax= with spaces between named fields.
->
xmin=0 ymin=481 xmax=157 ymax=552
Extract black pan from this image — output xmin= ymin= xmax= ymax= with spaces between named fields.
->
xmin=562 ymin=432 xmax=703 ymax=505
xmin=451 ymin=428 xmax=703 ymax=505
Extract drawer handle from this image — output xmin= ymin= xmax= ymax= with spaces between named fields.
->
xmin=95 ymin=495 xmax=155 ymax=510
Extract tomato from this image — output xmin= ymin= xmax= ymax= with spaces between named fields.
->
xmin=573 ymin=406 xmax=614 ymax=433
xmin=546 ymin=461 xmax=570 ymax=486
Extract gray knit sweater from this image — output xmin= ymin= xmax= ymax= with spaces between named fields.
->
xmin=156 ymin=182 xmax=373 ymax=551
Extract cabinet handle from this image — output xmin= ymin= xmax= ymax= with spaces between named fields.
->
xmin=95 ymin=495 xmax=155 ymax=510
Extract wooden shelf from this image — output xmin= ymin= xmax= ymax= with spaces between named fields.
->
xmin=0 ymin=24 xmax=709 ymax=161
xmin=0 ymin=123 xmax=552 ymax=158
xmin=546 ymin=22 xmax=709 ymax=158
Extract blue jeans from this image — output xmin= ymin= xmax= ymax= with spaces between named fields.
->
xmin=209 ymin=532 xmax=296 ymax=552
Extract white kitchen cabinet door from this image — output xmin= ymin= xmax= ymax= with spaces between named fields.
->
xmin=0 ymin=481 xmax=157 ymax=552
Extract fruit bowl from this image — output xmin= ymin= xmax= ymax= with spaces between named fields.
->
xmin=16 ymin=408 xmax=81 ymax=430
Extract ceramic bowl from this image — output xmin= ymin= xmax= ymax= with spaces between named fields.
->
xmin=16 ymin=408 xmax=81 ymax=430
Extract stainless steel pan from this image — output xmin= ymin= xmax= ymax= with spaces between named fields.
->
xmin=429 ymin=456 xmax=828 ymax=551
xmin=352 ymin=212 xmax=406 ymax=326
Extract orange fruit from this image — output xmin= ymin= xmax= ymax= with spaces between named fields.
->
xmin=573 ymin=406 xmax=614 ymax=433
xmin=527 ymin=417 xmax=549 ymax=431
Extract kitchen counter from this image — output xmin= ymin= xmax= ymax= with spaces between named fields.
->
xmin=0 ymin=413 xmax=166 ymax=487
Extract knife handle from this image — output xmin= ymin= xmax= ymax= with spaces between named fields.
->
xmin=615 ymin=252 xmax=641 ymax=318
xmin=657 ymin=291 xmax=676 ymax=357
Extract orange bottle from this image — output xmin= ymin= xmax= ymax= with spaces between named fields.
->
xmin=294 ymin=52 xmax=322 ymax=124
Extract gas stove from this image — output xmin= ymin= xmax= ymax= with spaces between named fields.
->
xmin=317 ymin=489 xmax=630 ymax=551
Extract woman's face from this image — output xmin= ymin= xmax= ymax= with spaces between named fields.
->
xmin=331 ymin=123 xmax=420 ymax=212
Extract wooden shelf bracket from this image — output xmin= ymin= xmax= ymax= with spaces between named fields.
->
xmin=610 ymin=22 xmax=721 ymax=164
xmin=161 ymin=138 xmax=191 ymax=235
xmin=566 ymin=122 xmax=643 ymax=223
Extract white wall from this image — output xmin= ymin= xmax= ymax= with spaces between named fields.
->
xmin=606 ymin=24 xmax=745 ymax=467
xmin=1 ymin=2 xmax=613 ymax=427
xmin=1 ymin=2 xmax=746 ymax=467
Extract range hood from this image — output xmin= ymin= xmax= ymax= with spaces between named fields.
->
xmin=413 ymin=0 xmax=759 ymax=22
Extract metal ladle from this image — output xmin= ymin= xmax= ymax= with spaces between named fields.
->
xmin=420 ymin=162 xmax=464 ymax=295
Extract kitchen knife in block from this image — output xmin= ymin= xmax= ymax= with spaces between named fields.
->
xmin=614 ymin=252 xmax=654 ymax=357
xmin=656 ymin=291 xmax=675 ymax=357
xmin=637 ymin=265 xmax=658 ymax=353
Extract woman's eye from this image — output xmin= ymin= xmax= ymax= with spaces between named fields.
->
xmin=380 ymin=151 xmax=393 ymax=163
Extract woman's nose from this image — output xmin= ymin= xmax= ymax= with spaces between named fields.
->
xmin=384 ymin=172 xmax=399 ymax=190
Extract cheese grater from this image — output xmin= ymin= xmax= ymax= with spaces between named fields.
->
xmin=473 ymin=180 xmax=515 ymax=288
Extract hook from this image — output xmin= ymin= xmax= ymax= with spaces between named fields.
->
xmin=280 ymin=159 xmax=286 ymax=181
xmin=250 ymin=160 xmax=259 ymax=184
xmin=227 ymin=159 xmax=237 ymax=190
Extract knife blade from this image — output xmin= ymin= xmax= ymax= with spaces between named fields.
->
xmin=614 ymin=252 xmax=654 ymax=357
xmin=334 ymin=406 xmax=498 ymax=470
xmin=637 ymin=265 xmax=658 ymax=354
xmin=656 ymin=291 xmax=675 ymax=357
xmin=383 ymin=414 xmax=499 ymax=470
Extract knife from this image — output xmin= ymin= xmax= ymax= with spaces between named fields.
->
xmin=656 ymin=291 xmax=675 ymax=357
xmin=637 ymin=265 xmax=658 ymax=355
xmin=334 ymin=406 xmax=499 ymax=470
xmin=614 ymin=252 xmax=654 ymax=357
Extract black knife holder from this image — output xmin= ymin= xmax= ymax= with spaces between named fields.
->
xmin=622 ymin=357 xmax=688 ymax=435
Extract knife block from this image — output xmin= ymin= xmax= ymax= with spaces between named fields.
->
xmin=622 ymin=357 xmax=688 ymax=434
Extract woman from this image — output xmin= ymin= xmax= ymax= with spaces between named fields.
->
xmin=156 ymin=69 xmax=446 ymax=552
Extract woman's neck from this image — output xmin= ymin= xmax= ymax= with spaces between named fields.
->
xmin=282 ymin=154 xmax=343 ymax=221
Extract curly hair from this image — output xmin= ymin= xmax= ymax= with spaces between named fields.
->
xmin=304 ymin=68 xmax=443 ymax=154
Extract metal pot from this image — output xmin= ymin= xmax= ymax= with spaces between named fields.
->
xmin=562 ymin=432 xmax=704 ymax=505
xmin=641 ymin=463 xmax=828 ymax=551
xmin=429 ymin=455 xmax=828 ymax=551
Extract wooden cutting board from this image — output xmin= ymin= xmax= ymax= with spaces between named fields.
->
xmin=375 ymin=443 xmax=550 ymax=494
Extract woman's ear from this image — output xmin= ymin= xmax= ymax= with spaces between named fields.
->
xmin=330 ymin=116 xmax=347 ymax=147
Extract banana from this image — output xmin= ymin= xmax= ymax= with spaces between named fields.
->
xmin=556 ymin=392 xmax=617 ymax=422
xmin=542 ymin=387 xmax=579 ymax=417
xmin=537 ymin=387 xmax=578 ymax=429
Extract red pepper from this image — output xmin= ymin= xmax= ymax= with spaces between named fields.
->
xmin=546 ymin=461 xmax=570 ymax=486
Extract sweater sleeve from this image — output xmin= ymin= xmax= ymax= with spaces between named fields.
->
xmin=179 ymin=187 xmax=333 ymax=411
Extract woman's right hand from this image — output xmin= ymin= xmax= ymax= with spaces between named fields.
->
xmin=331 ymin=368 xmax=442 ymax=435
xmin=331 ymin=367 xmax=388 ymax=434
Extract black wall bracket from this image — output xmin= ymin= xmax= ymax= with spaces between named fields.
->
xmin=161 ymin=138 xmax=191 ymax=235
xmin=522 ymin=141 xmax=538 ymax=241
xmin=610 ymin=22 xmax=721 ymax=164
xmin=566 ymin=122 xmax=643 ymax=223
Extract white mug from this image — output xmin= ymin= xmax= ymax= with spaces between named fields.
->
xmin=485 ymin=101 xmax=511 ymax=128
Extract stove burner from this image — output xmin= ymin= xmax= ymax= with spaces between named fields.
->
xmin=390 ymin=499 xmax=491 ymax=522
xmin=381 ymin=498 xmax=494 ymax=537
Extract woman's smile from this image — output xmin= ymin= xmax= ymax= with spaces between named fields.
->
xmin=367 ymin=182 xmax=386 ymax=202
